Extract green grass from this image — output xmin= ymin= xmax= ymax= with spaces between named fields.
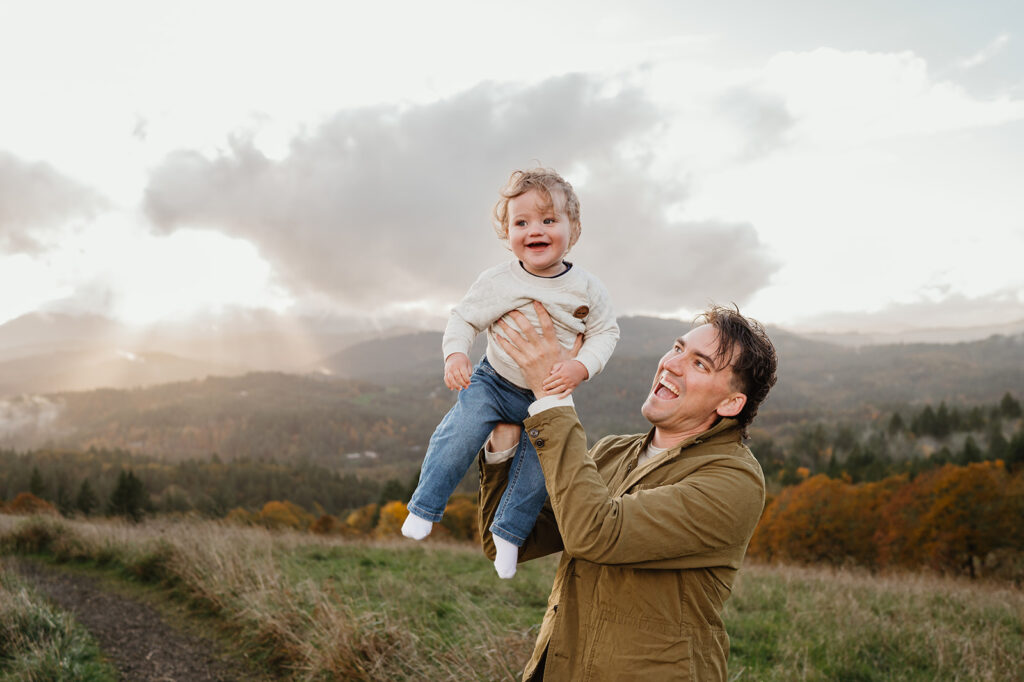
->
xmin=0 ymin=563 xmax=117 ymax=681
xmin=725 ymin=563 xmax=1024 ymax=681
xmin=2 ymin=514 xmax=1022 ymax=681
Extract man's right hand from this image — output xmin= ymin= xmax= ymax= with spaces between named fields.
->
xmin=444 ymin=352 xmax=472 ymax=390
xmin=495 ymin=301 xmax=583 ymax=397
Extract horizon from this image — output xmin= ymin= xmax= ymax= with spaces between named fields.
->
xmin=1 ymin=1 xmax=1022 ymax=335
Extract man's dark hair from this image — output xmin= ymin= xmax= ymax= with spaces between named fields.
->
xmin=697 ymin=304 xmax=778 ymax=438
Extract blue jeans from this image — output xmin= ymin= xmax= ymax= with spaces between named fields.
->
xmin=407 ymin=357 xmax=548 ymax=546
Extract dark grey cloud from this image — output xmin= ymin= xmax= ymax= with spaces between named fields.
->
xmin=0 ymin=152 xmax=105 ymax=254
xmin=144 ymin=74 xmax=779 ymax=314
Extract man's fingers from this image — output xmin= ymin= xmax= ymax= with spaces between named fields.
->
xmin=532 ymin=301 xmax=557 ymax=337
xmin=571 ymin=332 xmax=584 ymax=356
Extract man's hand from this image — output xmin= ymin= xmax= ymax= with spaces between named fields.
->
xmin=494 ymin=301 xmax=583 ymax=397
xmin=543 ymin=359 xmax=589 ymax=398
xmin=443 ymin=352 xmax=472 ymax=390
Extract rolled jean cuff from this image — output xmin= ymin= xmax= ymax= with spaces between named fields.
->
xmin=405 ymin=501 xmax=444 ymax=524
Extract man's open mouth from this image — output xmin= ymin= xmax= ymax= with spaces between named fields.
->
xmin=654 ymin=371 xmax=680 ymax=399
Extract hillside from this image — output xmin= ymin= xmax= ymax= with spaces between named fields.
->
xmin=1 ymin=317 xmax=1022 ymax=477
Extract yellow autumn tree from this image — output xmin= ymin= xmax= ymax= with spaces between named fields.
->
xmin=375 ymin=500 xmax=408 ymax=537
xmin=259 ymin=500 xmax=315 ymax=530
xmin=345 ymin=503 xmax=379 ymax=536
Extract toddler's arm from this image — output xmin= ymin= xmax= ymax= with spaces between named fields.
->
xmin=444 ymin=352 xmax=473 ymax=391
xmin=570 ymin=276 xmax=620 ymax=381
xmin=542 ymin=359 xmax=589 ymax=398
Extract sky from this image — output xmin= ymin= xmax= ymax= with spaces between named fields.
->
xmin=1 ymin=0 xmax=1022 ymax=335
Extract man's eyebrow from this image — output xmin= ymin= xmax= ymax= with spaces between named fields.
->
xmin=677 ymin=338 xmax=720 ymax=370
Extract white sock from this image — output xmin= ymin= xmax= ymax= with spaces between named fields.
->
xmin=493 ymin=535 xmax=519 ymax=579
xmin=401 ymin=512 xmax=433 ymax=540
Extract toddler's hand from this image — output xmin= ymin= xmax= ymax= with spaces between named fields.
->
xmin=542 ymin=359 xmax=588 ymax=398
xmin=444 ymin=353 xmax=473 ymax=391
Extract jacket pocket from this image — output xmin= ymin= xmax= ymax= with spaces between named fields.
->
xmin=583 ymin=610 xmax=693 ymax=681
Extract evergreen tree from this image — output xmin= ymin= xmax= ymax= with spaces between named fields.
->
xmin=108 ymin=470 xmax=148 ymax=522
xmin=29 ymin=467 xmax=45 ymax=497
xmin=986 ymin=423 xmax=1009 ymax=461
xmin=935 ymin=402 xmax=951 ymax=438
xmin=76 ymin=479 xmax=99 ymax=516
xmin=958 ymin=436 xmax=982 ymax=465
xmin=887 ymin=412 xmax=905 ymax=435
xmin=999 ymin=392 xmax=1022 ymax=419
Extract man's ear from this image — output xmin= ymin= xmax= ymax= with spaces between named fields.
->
xmin=716 ymin=393 xmax=747 ymax=418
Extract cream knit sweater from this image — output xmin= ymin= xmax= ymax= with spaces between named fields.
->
xmin=442 ymin=261 xmax=619 ymax=390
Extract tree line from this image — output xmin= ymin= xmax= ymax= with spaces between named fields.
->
xmin=0 ymin=447 xmax=418 ymax=521
xmin=749 ymin=460 xmax=1024 ymax=580
xmin=752 ymin=392 xmax=1024 ymax=488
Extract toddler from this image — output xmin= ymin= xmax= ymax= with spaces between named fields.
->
xmin=402 ymin=168 xmax=618 ymax=578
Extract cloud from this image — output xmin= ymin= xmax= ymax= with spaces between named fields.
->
xmin=714 ymin=87 xmax=796 ymax=160
xmin=789 ymin=289 xmax=1024 ymax=336
xmin=758 ymin=48 xmax=1024 ymax=146
xmin=958 ymin=33 xmax=1011 ymax=70
xmin=144 ymin=74 xmax=780 ymax=316
xmin=0 ymin=152 xmax=105 ymax=254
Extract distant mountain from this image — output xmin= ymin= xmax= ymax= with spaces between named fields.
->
xmin=799 ymin=319 xmax=1024 ymax=347
xmin=2 ymin=313 xmax=1023 ymax=470
xmin=0 ymin=311 xmax=430 ymax=395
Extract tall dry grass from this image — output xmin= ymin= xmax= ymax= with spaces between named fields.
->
xmin=0 ymin=557 xmax=117 ymax=681
xmin=2 ymin=513 xmax=1021 ymax=681
xmin=0 ymin=514 xmax=548 ymax=680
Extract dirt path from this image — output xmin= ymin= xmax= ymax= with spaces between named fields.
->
xmin=9 ymin=558 xmax=265 ymax=682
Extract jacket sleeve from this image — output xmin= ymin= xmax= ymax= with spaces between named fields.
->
xmin=525 ymin=406 xmax=764 ymax=569
xmin=573 ymin=277 xmax=619 ymax=380
xmin=478 ymin=452 xmax=564 ymax=562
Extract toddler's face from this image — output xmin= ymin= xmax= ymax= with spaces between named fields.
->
xmin=507 ymin=188 xmax=574 ymax=277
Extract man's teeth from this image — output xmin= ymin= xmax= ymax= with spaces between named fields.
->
xmin=659 ymin=372 xmax=680 ymax=396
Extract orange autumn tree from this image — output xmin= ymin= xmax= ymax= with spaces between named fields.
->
xmin=749 ymin=474 xmax=897 ymax=565
xmin=875 ymin=461 xmax=1012 ymax=576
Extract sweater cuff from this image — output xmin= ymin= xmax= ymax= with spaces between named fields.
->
xmin=528 ymin=394 xmax=575 ymax=416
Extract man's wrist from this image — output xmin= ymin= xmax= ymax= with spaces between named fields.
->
xmin=528 ymin=394 xmax=574 ymax=416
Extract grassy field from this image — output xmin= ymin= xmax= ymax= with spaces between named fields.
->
xmin=0 ymin=560 xmax=117 ymax=681
xmin=1 ymin=513 xmax=1021 ymax=681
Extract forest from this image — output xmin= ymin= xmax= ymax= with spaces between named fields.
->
xmin=2 ymin=391 xmax=1022 ymax=578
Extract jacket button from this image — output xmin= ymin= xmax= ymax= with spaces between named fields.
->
xmin=529 ymin=429 xmax=539 ymax=437
xmin=535 ymin=438 xmax=545 ymax=448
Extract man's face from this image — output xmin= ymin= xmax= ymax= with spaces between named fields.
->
xmin=641 ymin=324 xmax=747 ymax=446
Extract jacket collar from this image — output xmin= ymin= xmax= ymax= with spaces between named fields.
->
xmin=616 ymin=419 xmax=740 ymax=493
xmin=640 ymin=417 xmax=740 ymax=455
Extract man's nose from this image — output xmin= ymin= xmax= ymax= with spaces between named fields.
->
xmin=662 ymin=353 xmax=686 ymax=373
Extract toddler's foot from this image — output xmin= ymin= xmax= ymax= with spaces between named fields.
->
xmin=493 ymin=535 xmax=519 ymax=579
xmin=401 ymin=512 xmax=433 ymax=540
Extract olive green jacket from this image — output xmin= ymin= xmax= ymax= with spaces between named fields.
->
xmin=479 ymin=406 xmax=765 ymax=681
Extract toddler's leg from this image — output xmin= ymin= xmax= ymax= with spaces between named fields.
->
xmin=492 ymin=535 xmax=520 ymax=579
xmin=489 ymin=430 xmax=546 ymax=578
xmin=404 ymin=365 xmax=504 ymax=540
xmin=401 ymin=512 xmax=434 ymax=540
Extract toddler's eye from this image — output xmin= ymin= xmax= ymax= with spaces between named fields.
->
xmin=543 ymin=218 xmax=555 ymax=224
xmin=514 ymin=220 xmax=527 ymax=227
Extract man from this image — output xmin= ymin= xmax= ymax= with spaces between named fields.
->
xmin=478 ymin=302 xmax=778 ymax=681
